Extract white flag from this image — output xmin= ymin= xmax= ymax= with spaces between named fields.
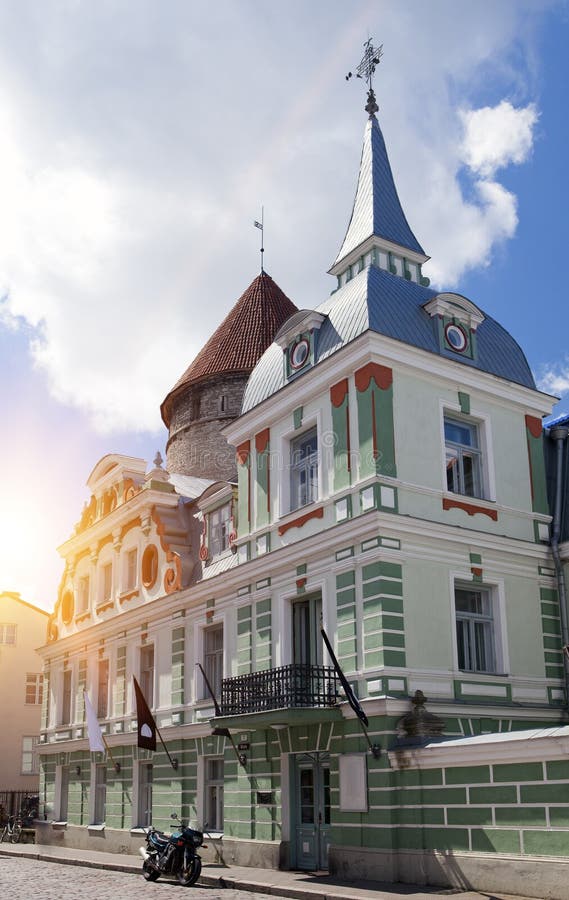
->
xmin=84 ymin=691 xmax=105 ymax=753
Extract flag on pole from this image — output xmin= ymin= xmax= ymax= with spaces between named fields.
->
xmin=84 ymin=691 xmax=105 ymax=753
xmin=133 ymin=676 xmax=157 ymax=751
xmin=321 ymin=628 xmax=369 ymax=727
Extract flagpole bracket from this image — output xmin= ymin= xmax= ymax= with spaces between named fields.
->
xmin=114 ymin=762 xmax=121 ymax=774
xmin=370 ymin=744 xmax=381 ymax=759
xmin=172 ymin=758 xmax=179 ymax=771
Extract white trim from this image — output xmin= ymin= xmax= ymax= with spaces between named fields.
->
xmin=388 ymin=726 xmax=569 ymax=769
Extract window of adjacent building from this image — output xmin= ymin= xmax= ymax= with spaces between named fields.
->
xmin=138 ymin=762 xmax=153 ymax=827
xmin=140 ymin=645 xmax=155 ymax=709
xmin=455 ymin=586 xmax=496 ymax=673
xmin=444 ymin=416 xmax=483 ymax=499
xmin=61 ymin=668 xmax=72 ymax=725
xmin=21 ymin=736 xmax=39 ymax=774
xmin=0 ymin=623 xmax=17 ymax=645
xmin=290 ymin=427 xmax=318 ymax=511
xmin=97 ymin=658 xmax=110 ymax=718
xmin=93 ymin=764 xmax=107 ymax=825
xmin=25 ymin=673 xmax=44 ymax=705
xmin=101 ymin=562 xmax=113 ymax=603
xmin=209 ymin=503 xmax=232 ymax=558
xmin=204 ymin=757 xmax=224 ymax=831
xmin=125 ymin=548 xmax=138 ymax=592
xmin=77 ymin=575 xmax=90 ymax=613
xmin=203 ymin=625 xmax=223 ymax=700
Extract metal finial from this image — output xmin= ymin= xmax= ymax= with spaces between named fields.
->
xmin=253 ymin=207 xmax=264 ymax=273
xmin=153 ymin=451 xmax=163 ymax=469
xmin=346 ymin=39 xmax=383 ymax=118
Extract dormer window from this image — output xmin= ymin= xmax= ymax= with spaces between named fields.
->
xmin=424 ymin=293 xmax=484 ymax=361
xmin=209 ymin=502 xmax=232 ymax=558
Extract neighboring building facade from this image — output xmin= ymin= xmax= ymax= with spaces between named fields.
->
xmin=0 ymin=591 xmax=49 ymax=802
xmin=36 ymin=85 xmax=569 ymax=898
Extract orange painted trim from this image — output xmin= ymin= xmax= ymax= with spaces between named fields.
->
xmin=330 ymin=378 xmax=349 ymax=408
xmin=96 ymin=600 xmax=115 ymax=613
xmin=525 ymin=415 xmax=543 ymax=440
xmin=442 ymin=497 xmax=498 ymax=521
xmin=255 ymin=428 xmax=270 ymax=455
xmin=236 ymin=440 xmax=251 ymax=465
xmin=120 ymin=516 xmax=142 ymax=542
xmin=150 ymin=508 xmax=183 ymax=593
xmin=355 ymin=362 xmax=393 ymax=393
xmin=75 ymin=611 xmax=92 ymax=624
xmin=278 ymin=506 xmax=324 ymax=536
xmin=119 ymin=589 xmax=140 ymax=604
xmin=97 ymin=534 xmax=113 ymax=554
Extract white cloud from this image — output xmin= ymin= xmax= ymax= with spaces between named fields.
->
xmin=0 ymin=1 xmax=554 ymax=430
xmin=460 ymin=101 xmax=538 ymax=178
xmin=537 ymin=361 xmax=569 ymax=398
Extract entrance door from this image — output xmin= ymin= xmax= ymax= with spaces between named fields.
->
xmin=293 ymin=752 xmax=331 ymax=871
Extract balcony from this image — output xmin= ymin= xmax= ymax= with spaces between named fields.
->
xmin=219 ymin=664 xmax=339 ymax=716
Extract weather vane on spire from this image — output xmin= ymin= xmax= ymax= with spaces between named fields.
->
xmin=253 ymin=207 xmax=264 ymax=273
xmin=346 ymin=38 xmax=383 ymax=118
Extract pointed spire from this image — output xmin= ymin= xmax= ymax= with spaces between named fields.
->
xmin=331 ymin=114 xmax=426 ymax=274
xmin=333 ymin=40 xmax=428 ymax=279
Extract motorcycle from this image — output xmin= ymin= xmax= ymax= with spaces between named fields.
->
xmin=139 ymin=812 xmax=205 ymax=886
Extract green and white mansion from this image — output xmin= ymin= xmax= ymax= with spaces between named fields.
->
xmin=37 ymin=78 xmax=569 ymax=899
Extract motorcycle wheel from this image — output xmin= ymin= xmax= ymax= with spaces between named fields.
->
xmin=142 ymin=859 xmax=160 ymax=881
xmin=175 ymin=853 xmax=202 ymax=886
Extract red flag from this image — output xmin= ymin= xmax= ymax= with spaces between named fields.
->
xmin=133 ymin=676 xmax=157 ymax=751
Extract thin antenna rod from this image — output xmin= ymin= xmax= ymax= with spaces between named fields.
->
xmin=253 ymin=207 xmax=264 ymax=272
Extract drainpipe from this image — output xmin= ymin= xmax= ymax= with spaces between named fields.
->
xmin=549 ymin=425 xmax=569 ymax=711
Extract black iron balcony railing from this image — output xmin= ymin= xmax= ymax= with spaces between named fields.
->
xmin=219 ymin=664 xmax=339 ymax=716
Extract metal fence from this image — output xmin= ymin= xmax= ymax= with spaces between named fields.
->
xmin=0 ymin=791 xmax=39 ymax=824
xmin=220 ymin=664 xmax=339 ymax=716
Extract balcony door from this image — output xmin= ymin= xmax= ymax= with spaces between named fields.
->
xmin=293 ymin=595 xmax=322 ymax=666
xmin=293 ymin=752 xmax=330 ymax=871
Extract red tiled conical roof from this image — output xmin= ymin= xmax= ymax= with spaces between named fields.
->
xmin=161 ymin=271 xmax=297 ymax=426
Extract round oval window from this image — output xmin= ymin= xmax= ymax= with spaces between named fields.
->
xmin=142 ymin=544 xmax=159 ymax=589
xmin=61 ymin=590 xmax=74 ymax=624
xmin=445 ymin=323 xmax=468 ymax=352
xmin=290 ymin=338 xmax=310 ymax=370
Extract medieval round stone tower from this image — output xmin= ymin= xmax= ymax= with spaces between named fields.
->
xmin=161 ymin=270 xmax=297 ymax=481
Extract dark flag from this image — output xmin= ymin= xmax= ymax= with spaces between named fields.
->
xmin=133 ymin=676 xmax=157 ymax=751
xmin=321 ymin=628 xmax=369 ymax=727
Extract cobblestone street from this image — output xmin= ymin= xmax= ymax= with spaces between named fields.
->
xmin=0 ymin=857 xmax=295 ymax=900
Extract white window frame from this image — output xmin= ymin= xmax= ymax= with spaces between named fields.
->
xmin=25 ymin=673 xmax=44 ymax=705
xmin=440 ymin=403 xmax=495 ymax=502
xmin=124 ymin=546 xmax=138 ymax=592
xmin=208 ymin=502 xmax=232 ymax=559
xmin=91 ymin=763 xmax=107 ymax=826
xmin=21 ymin=736 xmax=39 ymax=774
xmin=97 ymin=657 xmax=110 ymax=718
xmin=194 ymin=616 xmax=227 ymax=703
xmin=60 ymin=667 xmax=73 ymax=726
xmin=77 ymin=573 xmax=90 ymax=613
xmin=0 ymin=623 xmax=17 ymax=645
xmin=289 ymin=425 xmax=319 ymax=513
xmin=55 ymin=764 xmax=69 ymax=822
xmin=135 ymin=761 xmax=153 ymax=828
xmin=204 ymin=756 xmax=224 ymax=832
xmin=98 ymin=558 xmax=113 ymax=606
xmin=449 ymin=573 xmax=508 ymax=676
xmin=139 ymin=644 xmax=155 ymax=709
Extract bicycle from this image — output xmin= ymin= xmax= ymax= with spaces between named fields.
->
xmin=0 ymin=815 xmax=22 ymax=843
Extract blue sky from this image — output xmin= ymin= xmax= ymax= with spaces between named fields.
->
xmin=0 ymin=0 xmax=567 ymax=611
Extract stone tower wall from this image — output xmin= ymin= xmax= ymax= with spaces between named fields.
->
xmin=165 ymin=373 xmax=248 ymax=480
